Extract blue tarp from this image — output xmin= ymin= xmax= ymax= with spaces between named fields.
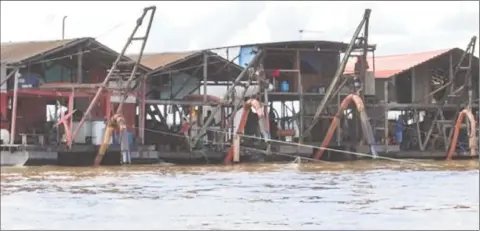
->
xmin=18 ymin=72 xmax=42 ymax=88
xmin=238 ymin=46 xmax=258 ymax=67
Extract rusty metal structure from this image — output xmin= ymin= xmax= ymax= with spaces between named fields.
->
xmin=135 ymin=8 xmax=478 ymax=164
xmin=84 ymin=6 xmax=157 ymax=165
xmin=0 ymin=6 xmax=157 ymax=166
xmin=191 ymin=9 xmax=478 ymax=163
xmin=2 ymin=6 xmax=478 ymax=166
xmin=178 ymin=9 xmax=378 ymax=163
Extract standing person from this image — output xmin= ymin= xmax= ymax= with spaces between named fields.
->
xmin=203 ymin=110 xmax=215 ymax=146
xmin=395 ymin=115 xmax=404 ymax=146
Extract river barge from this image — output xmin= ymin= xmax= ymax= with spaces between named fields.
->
xmin=1 ymin=8 xmax=478 ymax=166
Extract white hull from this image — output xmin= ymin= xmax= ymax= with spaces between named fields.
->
xmin=1 ymin=150 xmax=29 ymax=166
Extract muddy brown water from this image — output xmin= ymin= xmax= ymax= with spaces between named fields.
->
xmin=1 ymin=160 xmax=479 ymax=230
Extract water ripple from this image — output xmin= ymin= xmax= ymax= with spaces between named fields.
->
xmin=1 ymin=160 xmax=479 ymax=230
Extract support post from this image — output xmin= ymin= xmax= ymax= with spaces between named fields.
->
xmin=359 ymin=9 xmax=369 ymax=101
xmin=421 ymin=108 xmax=441 ymax=151
xmin=203 ymin=52 xmax=208 ymax=103
xmin=414 ymin=108 xmax=424 ymax=151
xmin=449 ymin=53 xmax=454 ymax=93
xmin=77 ymin=47 xmax=83 ymax=83
xmin=411 ymin=67 xmax=424 ymax=151
xmin=411 ymin=68 xmax=416 ymax=103
xmin=173 ymin=105 xmax=177 ymax=129
xmin=384 ymin=80 xmax=389 ymax=152
xmin=466 ymin=44 xmax=474 ymax=109
xmin=296 ymin=50 xmax=304 ymax=143
xmin=68 ymin=89 xmax=74 ymax=144
xmin=9 ymin=69 xmax=19 ymax=144
xmin=139 ymin=75 xmax=146 ymax=144
xmin=336 ymin=92 xmax=341 ymax=145
xmin=55 ymin=101 xmax=59 ymax=143
xmin=263 ymin=81 xmax=270 ymax=140
xmin=465 ymin=37 xmax=475 ymax=139
xmin=437 ymin=110 xmax=449 ymax=150
xmin=62 ymin=16 xmax=67 ymax=39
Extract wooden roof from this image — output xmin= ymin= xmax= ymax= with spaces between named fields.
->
xmin=0 ymin=38 xmax=88 ymax=64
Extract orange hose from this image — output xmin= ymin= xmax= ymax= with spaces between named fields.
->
xmin=446 ymin=109 xmax=477 ymax=160
xmin=94 ymin=113 xmax=127 ymax=166
xmin=95 ymin=125 xmax=114 ymax=165
xmin=313 ymin=94 xmax=365 ymax=160
xmin=224 ymin=99 xmax=264 ymax=164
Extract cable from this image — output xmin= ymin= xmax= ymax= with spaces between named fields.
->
xmin=131 ymin=125 xmax=340 ymax=165
xmin=207 ymin=127 xmax=436 ymax=165
xmin=127 ymin=124 xmax=439 ymax=168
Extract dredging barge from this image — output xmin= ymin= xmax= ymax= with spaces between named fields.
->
xmin=0 ymin=8 xmax=478 ymax=166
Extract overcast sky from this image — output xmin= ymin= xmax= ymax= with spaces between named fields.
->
xmin=1 ymin=1 xmax=479 ymax=56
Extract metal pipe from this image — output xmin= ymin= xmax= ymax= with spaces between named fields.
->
xmin=9 ymin=69 xmax=19 ymax=144
xmin=69 ymin=89 xmax=74 ymax=142
xmin=203 ymin=52 xmax=208 ymax=103
xmin=302 ymin=9 xmax=372 ymax=140
xmin=139 ymin=76 xmax=146 ymax=144
xmin=70 ymin=7 xmax=155 ymax=145
xmin=62 ymin=16 xmax=68 ymax=39
xmin=117 ymin=6 xmax=157 ymax=114
xmin=296 ymin=50 xmax=304 ymax=143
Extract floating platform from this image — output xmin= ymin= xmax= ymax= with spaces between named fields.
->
xmin=0 ymin=145 xmax=29 ymax=166
xmin=381 ymin=150 xmax=479 ymax=160
xmin=2 ymin=142 xmax=476 ymax=166
xmin=0 ymin=144 xmax=160 ymax=166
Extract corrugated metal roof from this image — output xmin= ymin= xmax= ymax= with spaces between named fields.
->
xmin=129 ymin=52 xmax=197 ymax=70
xmin=345 ymin=48 xmax=453 ymax=79
xmin=164 ymin=40 xmax=375 ymax=53
xmin=0 ymin=38 xmax=86 ymax=64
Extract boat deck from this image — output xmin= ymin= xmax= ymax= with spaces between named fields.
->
xmin=0 ymin=144 xmax=160 ymax=166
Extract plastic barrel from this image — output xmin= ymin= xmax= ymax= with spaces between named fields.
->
xmin=280 ymin=81 xmax=290 ymax=92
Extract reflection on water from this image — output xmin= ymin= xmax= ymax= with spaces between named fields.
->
xmin=1 ymin=160 xmax=479 ymax=230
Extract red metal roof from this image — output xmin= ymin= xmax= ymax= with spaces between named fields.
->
xmin=345 ymin=49 xmax=453 ymax=79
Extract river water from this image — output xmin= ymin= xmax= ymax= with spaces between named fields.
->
xmin=1 ymin=160 xmax=479 ymax=230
